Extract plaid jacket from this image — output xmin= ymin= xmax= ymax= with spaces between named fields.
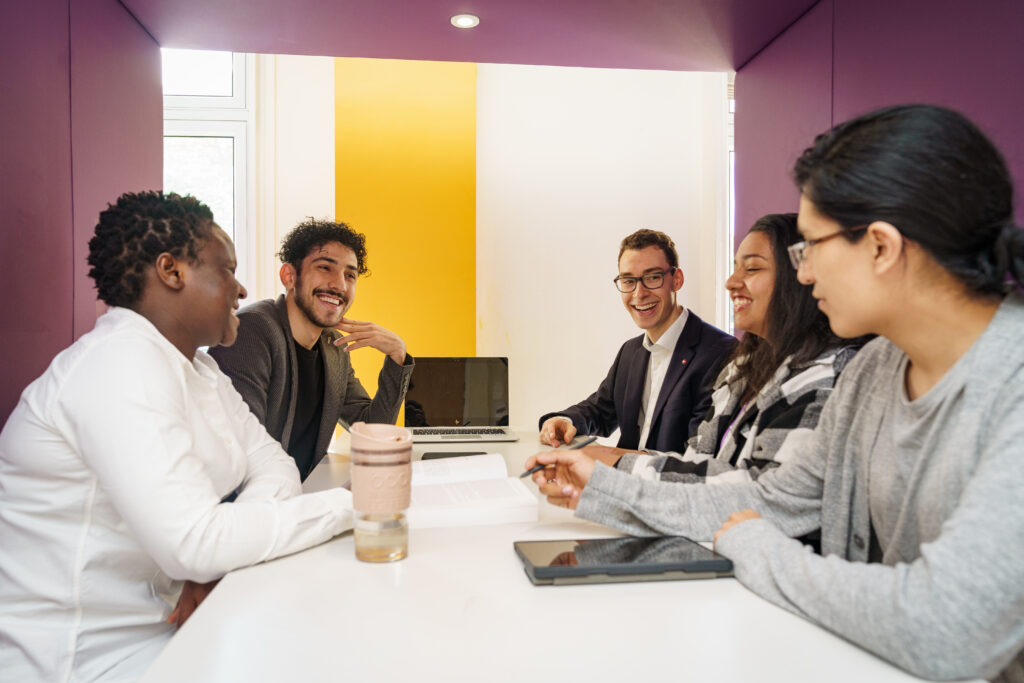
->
xmin=616 ymin=346 xmax=859 ymax=484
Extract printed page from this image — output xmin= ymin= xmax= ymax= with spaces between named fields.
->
xmin=406 ymin=477 xmax=539 ymax=529
xmin=411 ymin=452 xmax=507 ymax=487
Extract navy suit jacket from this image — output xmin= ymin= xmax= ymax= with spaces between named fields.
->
xmin=539 ymin=311 xmax=736 ymax=453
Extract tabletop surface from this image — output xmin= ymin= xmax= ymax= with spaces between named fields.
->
xmin=140 ymin=430 xmax=950 ymax=683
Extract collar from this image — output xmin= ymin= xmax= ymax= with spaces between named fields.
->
xmin=101 ymin=306 xmax=218 ymax=380
xmin=642 ymin=306 xmax=688 ymax=353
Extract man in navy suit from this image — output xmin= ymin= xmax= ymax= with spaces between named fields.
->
xmin=538 ymin=229 xmax=735 ymax=456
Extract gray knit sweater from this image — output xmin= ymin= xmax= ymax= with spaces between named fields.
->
xmin=577 ymin=293 xmax=1024 ymax=682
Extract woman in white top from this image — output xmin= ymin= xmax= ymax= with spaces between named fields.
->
xmin=0 ymin=191 xmax=353 ymax=682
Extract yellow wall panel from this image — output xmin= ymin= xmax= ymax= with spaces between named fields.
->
xmin=334 ymin=58 xmax=476 ymax=402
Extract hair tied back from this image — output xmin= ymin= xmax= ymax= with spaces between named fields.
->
xmin=996 ymin=221 xmax=1024 ymax=291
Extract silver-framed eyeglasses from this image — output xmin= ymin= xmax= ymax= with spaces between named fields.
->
xmin=787 ymin=225 xmax=868 ymax=269
xmin=613 ymin=268 xmax=675 ymax=293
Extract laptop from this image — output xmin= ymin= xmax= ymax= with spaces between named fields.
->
xmin=405 ymin=357 xmax=519 ymax=442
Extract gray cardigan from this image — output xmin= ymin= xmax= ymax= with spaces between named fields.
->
xmin=577 ymin=293 xmax=1024 ymax=682
xmin=209 ymin=296 xmax=413 ymax=476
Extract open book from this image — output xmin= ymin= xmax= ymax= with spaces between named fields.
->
xmin=407 ymin=453 xmax=538 ymax=529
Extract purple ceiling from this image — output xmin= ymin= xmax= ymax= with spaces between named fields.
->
xmin=121 ymin=0 xmax=818 ymax=71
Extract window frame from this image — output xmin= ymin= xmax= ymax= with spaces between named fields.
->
xmin=162 ymin=51 xmax=255 ymax=293
xmin=163 ymin=120 xmax=249 ymax=288
xmin=162 ymin=51 xmax=247 ymax=110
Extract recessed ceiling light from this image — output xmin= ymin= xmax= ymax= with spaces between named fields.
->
xmin=450 ymin=14 xmax=480 ymax=29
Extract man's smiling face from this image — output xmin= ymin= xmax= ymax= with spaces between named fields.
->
xmin=291 ymin=241 xmax=359 ymax=329
xmin=617 ymin=245 xmax=683 ymax=340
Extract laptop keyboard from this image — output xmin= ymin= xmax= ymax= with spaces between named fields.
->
xmin=411 ymin=427 xmax=507 ymax=435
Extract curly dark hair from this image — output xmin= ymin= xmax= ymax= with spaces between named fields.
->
xmin=618 ymin=229 xmax=679 ymax=270
xmin=278 ymin=218 xmax=369 ymax=275
xmin=728 ymin=214 xmax=853 ymax=403
xmin=87 ymin=191 xmax=215 ymax=308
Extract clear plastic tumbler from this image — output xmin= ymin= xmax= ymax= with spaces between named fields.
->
xmin=349 ymin=422 xmax=412 ymax=562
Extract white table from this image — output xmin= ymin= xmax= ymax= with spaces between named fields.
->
xmin=141 ymin=430 xmax=945 ymax=683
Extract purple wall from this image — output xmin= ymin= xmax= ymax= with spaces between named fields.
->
xmin=0 ymin=1 xmax=162 ymax=422
xmin=736 ymin=0 xmax=1024 ymax=244
xmin=832 ymin=0 xmax=1024 ymax=220
xmin=0 ymin=1 xmax=75 ymax=422
xmin=734 ymin=0 xmax=832 ymax=241
xmin=71 ymin=0 xmax=163 ymax=339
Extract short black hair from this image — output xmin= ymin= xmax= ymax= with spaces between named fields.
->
xmin=87 ymin=190 xmax=215 ymax=308
xmin=618 ymin=229 xmax=679 ymax=270
xmin=794 ymin=104 xmax=1023 ymax=297
xmin=278 ymin=218 xmax=369 ymax=275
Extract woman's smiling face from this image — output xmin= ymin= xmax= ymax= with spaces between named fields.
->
xmin=726 ymin=230 xmax=775 ymax=338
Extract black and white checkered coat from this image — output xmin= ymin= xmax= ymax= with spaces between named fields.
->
xmin=616 ymin=346 xmax=859 ymax=484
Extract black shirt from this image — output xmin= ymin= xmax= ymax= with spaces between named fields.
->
xmin=288 ymin=339 xmax=324 ymax=480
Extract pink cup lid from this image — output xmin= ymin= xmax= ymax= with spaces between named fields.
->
xmin=350 ymin=422 xmax=412 ymax=451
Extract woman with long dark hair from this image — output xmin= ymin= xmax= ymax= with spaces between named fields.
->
xmin=615 ymin=213 xmax=862 ymax=485
xmin=528 ymin=105 xmax=1024 ymax=682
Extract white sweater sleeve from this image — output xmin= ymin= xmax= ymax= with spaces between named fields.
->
xmin=55 ymin=337 xmax=352 ymax=583
xmin=209 ymin=355 xmax=304 ymax=503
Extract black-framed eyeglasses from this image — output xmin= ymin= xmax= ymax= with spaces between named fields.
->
xmin=787 ymin=225 xmax=868 ymax=269
xmin=613 ymin=268 xmax=675 ymax=293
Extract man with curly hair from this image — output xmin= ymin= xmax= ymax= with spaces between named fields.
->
xmin=210 ymin=219 xmax=413 ymax=480
xmin=0 ymin=191 xmax=354 ymax=681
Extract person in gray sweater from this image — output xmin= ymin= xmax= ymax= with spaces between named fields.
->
xmin=526 ymin=105 xmax=1024 ymax=683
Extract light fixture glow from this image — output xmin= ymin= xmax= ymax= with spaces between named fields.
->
xmin=450 ymin=14 xmax=480 ymax=29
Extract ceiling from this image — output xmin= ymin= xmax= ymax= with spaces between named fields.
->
xmin=121 ymin=0 xmax=818 ymax=72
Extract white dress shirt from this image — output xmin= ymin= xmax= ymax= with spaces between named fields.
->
xmin=637 ymin=307 xmax=688 ymax=449
xmin=0 ymin=307 xmax=353 ymax=682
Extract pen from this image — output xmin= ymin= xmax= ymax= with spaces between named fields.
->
xmin=519 ymin=435 xmax=598 ymax=478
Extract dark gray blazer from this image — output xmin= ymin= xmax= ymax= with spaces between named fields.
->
xmin=209 ymin=295 xmax=414 ymax=478
xmin=538 ymin=311 xmax=735 ymax=453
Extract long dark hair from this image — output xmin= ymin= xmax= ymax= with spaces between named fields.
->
xmin=794 ymin=104 xmax=1024 ymax=297
xmin=730 ymin=213 xmax=846 ymax=402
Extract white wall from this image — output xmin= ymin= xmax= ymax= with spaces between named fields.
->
xmin=475 ymin=64 xmax=729 ymax=432
xmin=251 ymin=54 xmax=336 ymax=301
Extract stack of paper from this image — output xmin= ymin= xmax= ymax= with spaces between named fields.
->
xmin=406 ymin=453 xmax=538 ymax=529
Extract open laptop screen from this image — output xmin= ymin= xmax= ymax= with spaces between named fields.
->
xmin=404 ymin=357 xmax=509 ymax=428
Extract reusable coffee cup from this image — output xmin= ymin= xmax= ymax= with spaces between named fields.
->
xmin=349 ymin=422 xmax=412 ymax=562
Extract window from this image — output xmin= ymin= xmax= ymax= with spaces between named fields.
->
xmin=162 ymin=49 xmax=254 ymax=289
xmin=162 ymin=49 xmax=246 ymax=107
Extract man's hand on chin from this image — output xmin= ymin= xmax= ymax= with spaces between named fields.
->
xmin=333 ymin=318 xmax=407 ymax=365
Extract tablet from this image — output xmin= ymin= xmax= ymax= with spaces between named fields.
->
xmin=513 ymin=536 xmax=733 ymax=586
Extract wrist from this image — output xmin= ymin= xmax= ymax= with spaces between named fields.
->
xmin=587 ymin=445 xmax=623 ymax=468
